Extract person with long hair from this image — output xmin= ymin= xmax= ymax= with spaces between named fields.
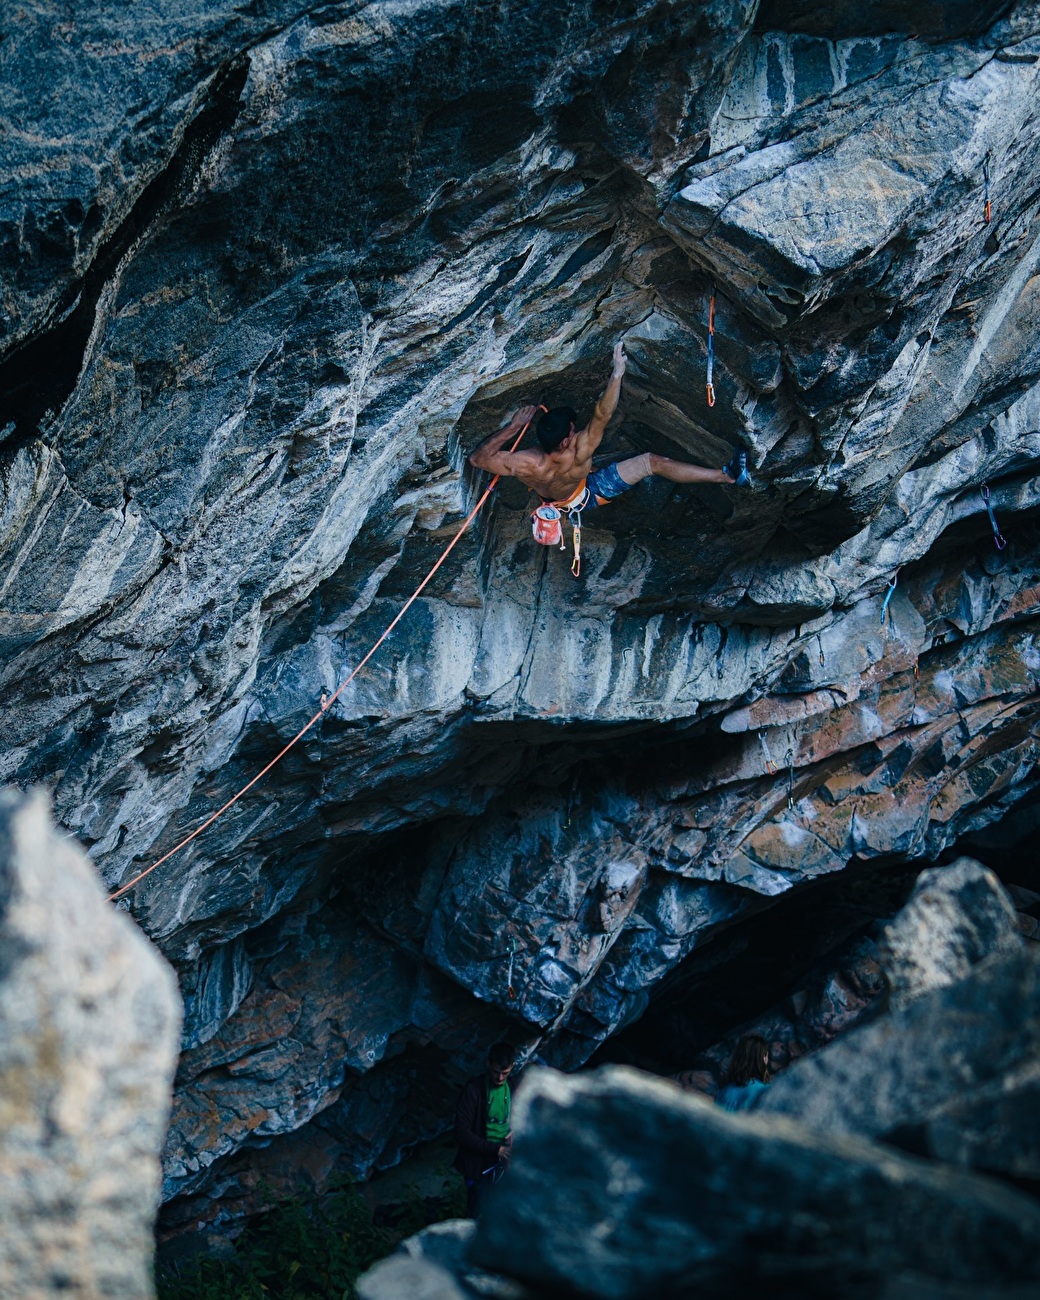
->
xmin=715 ymin=1034 xmax=771 ymax=1113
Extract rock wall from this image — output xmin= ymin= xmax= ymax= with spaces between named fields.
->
xmin=0 ymin=789 xmax=180 ymax=1298
xmin=3 ymin=0 xmax=1040 ymax=1223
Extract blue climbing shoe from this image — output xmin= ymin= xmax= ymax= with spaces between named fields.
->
xmin=723 ymin=448 xmax=751 ymax=487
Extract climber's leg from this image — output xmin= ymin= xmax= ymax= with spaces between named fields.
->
xmin=637 ymin=452 xmax=730 ymax=485
xmin=587 ymin=448 xmax=750 ymax=503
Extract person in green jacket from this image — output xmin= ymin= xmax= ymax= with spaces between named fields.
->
xmin=452 ymin=1042 xmax=517 ymax=1217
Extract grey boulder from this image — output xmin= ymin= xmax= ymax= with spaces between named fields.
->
xmin=0 ymin=788 xmax=181 ymax=1298
xmin=759 ymin=946 xmax=1040 ymax=1173
xmin=878 ymin=857 xmax=1022 ymax=1009
xmin=469 ymin=1065 xmax=1040 ymax=1298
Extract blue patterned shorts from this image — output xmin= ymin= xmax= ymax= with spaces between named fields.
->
xmin=585 ymin=461 xmax=635 ymax=507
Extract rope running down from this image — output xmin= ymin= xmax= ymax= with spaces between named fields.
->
xmin=107 ymin=413 xmax=537 ymax=903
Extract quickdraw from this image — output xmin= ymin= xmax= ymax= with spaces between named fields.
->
xmin=983 ymin=159 xmax=992 ymax=225
xmin=785 ymin=747 xmax=795 ymax=810
xmin=758 ymin=730 xmax=778 ymax=774
xmin=533 ymin=485 xmax=588 ymax=578
xmin=706 ymin=285 xmax=717 ymax=407
xmin=980 ymin=483 xmax=1007 ymax=550
xmin=816 ymin=634 xmax=825 ymax=667
xmin=506 ymin=935 xmax=519 ymax=1001
xmin=880 ymin=573 xmax=898 ymax=625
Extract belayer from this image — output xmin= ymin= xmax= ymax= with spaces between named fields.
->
xmin=468 ymin=341 xmax=750 ymax=528
xmin=452 ymin=1041 xmax=517 ymax=1217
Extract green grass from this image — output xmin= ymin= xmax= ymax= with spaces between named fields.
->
xmin=156 ymin=1179 xmax=466 ymax=1300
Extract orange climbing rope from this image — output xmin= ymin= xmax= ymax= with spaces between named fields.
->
xmin=107 ymin=410 xmax=539 ymax=904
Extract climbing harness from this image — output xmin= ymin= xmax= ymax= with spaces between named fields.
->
xmin=107 ymin=408 xmax=542 ymax=904
xmin=758 ymin=730 xmax=778 ymax=774
xmin=880 ymin=573 xmax=898 ymax=625
xmin=706 ymin=285 xmax=717 ymax=407
xmin=983 ymin=159 xmax=992 ymax=225
xmin=506 ymin=935 xmax=519 ymax=1001
xmin=980 ymin=482 xmax=1007 ymax=550
xmin=533 ymin=479 xmax=588 ymax=578
xmin=785 ymin=747 xmax=795 ymax=810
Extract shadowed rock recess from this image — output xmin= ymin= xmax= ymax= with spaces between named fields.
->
xmin=3 ymin=0 xmax=1040 ymax=1231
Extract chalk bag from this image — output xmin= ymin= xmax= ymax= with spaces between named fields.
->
xmin=532 ymin=504 xmax=565 ymax=548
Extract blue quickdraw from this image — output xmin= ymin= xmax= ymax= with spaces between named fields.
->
xmin=706 ymin=285 xmax=716 ymax=407
xmin=880 ymin=573 xmax=898 ymax=625
xmin=980 ymin=483 xmax=1007 ymax=550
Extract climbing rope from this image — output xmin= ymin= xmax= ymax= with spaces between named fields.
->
xmin=107 ymin=410 xmax=540 ymax=904
xmin=706 ymin=284 xmax=717 ymax=407
xmin=880 ymin=573 xmax=898 ymax=625
xmin=980 ymin=482 xmax=1007 ymax=550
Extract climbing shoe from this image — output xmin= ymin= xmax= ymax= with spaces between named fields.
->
xmin=723 ymin=448 xmax=751 ymax=487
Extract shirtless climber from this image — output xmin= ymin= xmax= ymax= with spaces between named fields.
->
xmin=468 ymin=342 xmax=750 ymax=515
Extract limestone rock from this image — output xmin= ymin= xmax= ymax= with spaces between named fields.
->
xmin=0 ymin=788 xmax=181 ymax=1299
xmin=470 ymin=1065 xmax=1040 ymax=1297
xmin=878 ymin=857 xmax=1023 ymax=1008
xmin=357 ymin=1255 xmax=467 ymax=1300
xmin=759 ymin=947 xmax=1040 ymax=1146
xmin=888 ymin=1060 xmax=1040 ymax=1184
xmin=3 ymin=0 xmax=1040 ymax=1226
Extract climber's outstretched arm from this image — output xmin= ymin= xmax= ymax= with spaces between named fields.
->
xmin=469 ymin=404 xmax=542 ymax=476
xmin=575 ymin=342 xmax=626 ymax=460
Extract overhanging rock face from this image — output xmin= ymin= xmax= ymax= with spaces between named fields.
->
xmin=3 ymin=1 xmax=1040 ymax=1222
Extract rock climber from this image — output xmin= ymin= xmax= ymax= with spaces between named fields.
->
xmin=468 ymin=342 xmax=750 ymax=517
xmin=714 ymin=1033 xmax=771 ymax=1113
xmin=452 ymin=1041 xmax=517 ymax=1218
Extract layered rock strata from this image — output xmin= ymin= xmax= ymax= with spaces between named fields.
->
xmin=2 ymin=0 xmax=1040 ymax=1219
xmin=0 ymin=789 xmax=180 ymax=1298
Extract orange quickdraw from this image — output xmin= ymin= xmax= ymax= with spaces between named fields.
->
xmin=706 ymin=286 xmax=716 ymax=407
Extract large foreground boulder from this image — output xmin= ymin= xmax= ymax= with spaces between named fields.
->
xmin=0 ymin=789 xmax=181 ymax=1299
xmin=759 ymin=946 xmax=1040 ymax=1168
xmin=467 ymin=1066 xmax=1040 ymax=1298
xmin=877 ymin=857 xmax=1022 ymax=1008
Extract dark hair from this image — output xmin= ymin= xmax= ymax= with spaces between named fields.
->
xmin=488 ymin=1041 xmax=517 ymax=1070
xmin=537 ymin=406 xmax=577 ymax=452
xmin=726 ymin=1034 xmax=769 ymax=1086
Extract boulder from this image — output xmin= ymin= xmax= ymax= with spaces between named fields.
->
xmin=359 ymin=1219 xmax=538 ymax=1300
xmin=888 ymin=1060 xmax=1040 ymax=1184
xmin=759 ymin=948 xmax=1040 ymax=1147
xmin=0 ymin=788 xmax=181 ymax=1299
xmin=878 ymin=857 xmax=1022 ymax=1008
xmin=469 ymin=1066 xmax=1040 ymax=1298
